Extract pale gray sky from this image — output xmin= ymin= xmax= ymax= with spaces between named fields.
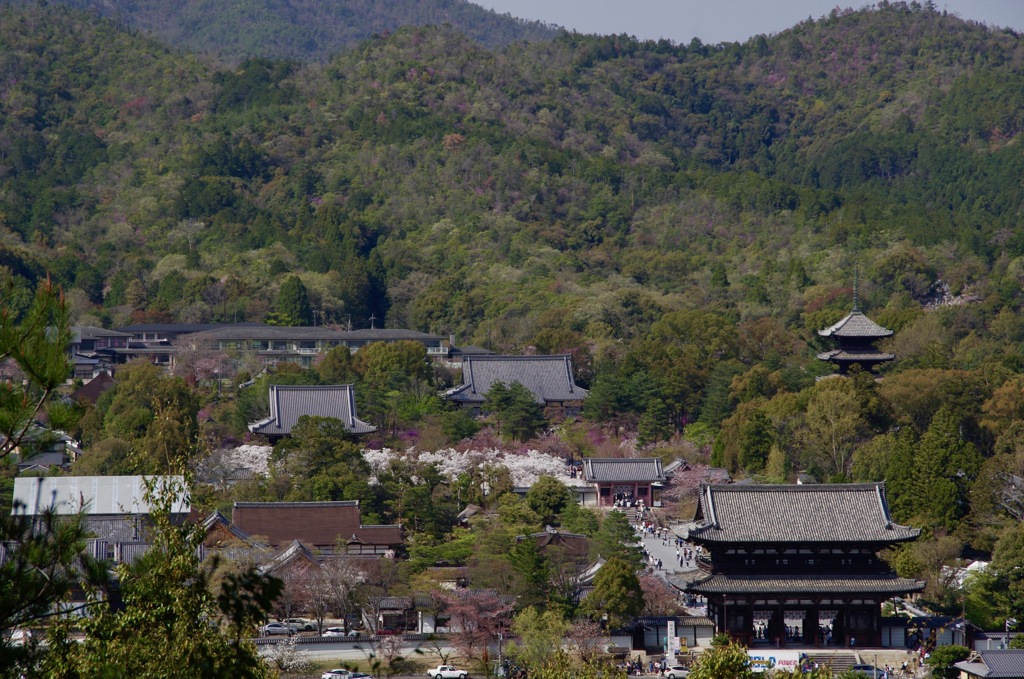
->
xmin=473 ymin=1 xmax=1024 ymax=45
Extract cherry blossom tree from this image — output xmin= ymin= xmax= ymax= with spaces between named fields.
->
xmin=439 ymin=589 xmax=513 ymax=673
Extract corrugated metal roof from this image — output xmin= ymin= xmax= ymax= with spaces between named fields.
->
xmin=248 ymin=384 xmax=376 ymax=436
xmin=818 ymin=310 xmax=893 ymax=339
xmin=583 ymin=458 xmax=666 ymax=483
xmin=444 ymin=355 xmax=587 ymax=405
xmin=689 ymin=483 xmax=919 ymax=544
xmin=11 ymin=476 xmax=189 ymax=516
xmin=686 ymin=573 xmax=926 ymax=595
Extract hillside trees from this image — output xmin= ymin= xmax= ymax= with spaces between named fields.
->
xmin=580 ymin=556 xmax=643 ymax=629
xmin=76 ymin=360 xmax=202 ymax=474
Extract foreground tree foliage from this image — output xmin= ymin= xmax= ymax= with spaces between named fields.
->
xmin=0 ymin=279 xmax=74 ymax=462
xmin=688 ymin=635 xmax=756 ymax=679
xmin=0 ymin=283 xmax=282 ymax=676
xmin=43 ymin=480 xmax=282 ymax=677
xmin=0 ymin=282 xmax=109 ymax=675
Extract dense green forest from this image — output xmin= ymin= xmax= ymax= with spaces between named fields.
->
xmin=7 ymin=0 xmax=559 ymax=62
xmin=4 ymin=0 xmax=1024 ymax=630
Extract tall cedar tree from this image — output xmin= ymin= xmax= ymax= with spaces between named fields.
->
xmin=273 ymin=275 xmax=313 ymax=326
xmin=581 ymin=556 xmax=643 ymax=629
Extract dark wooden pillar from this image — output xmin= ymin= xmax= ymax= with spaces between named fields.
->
xmin=804 ymin=607 xmax=820 ymax=647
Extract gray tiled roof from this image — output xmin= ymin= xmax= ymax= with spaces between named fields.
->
xmin=83 ymin=516 xmax=150 ymax=542
xmin=248 ymin=385 xmax=376 ymax=436
xmin=74 ymin=326 xmax=131 ymax=339
xmin=583 ymin=458 xmax=666 ymax=483
xmin=818 ymin=310 xmax=893 ymax=338
xmin=190 ymin=325 xmax=349 ymax=341
xmin=339 ymin=329 xmax=443 ymax=341
xmin=686 ymin=573 xmax=926 ymax=595
xmin=957 ymin=651 xmax=1024 ymax=678
xmin=119 ymin=322 xmax=264 ymax=334
xmin=817 ymin=349 xmax=895 ymax=362
xmin=689 ymin=483 xmax=919 ymax=544
xmin=444 ymin=355 xmax=588 ymax=405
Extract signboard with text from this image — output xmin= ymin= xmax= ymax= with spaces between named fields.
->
xmin=747 ymin=650 xmax=802 ymax=673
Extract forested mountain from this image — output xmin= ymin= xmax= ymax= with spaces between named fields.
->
xmin=5 ymin=0 xmax=1024 ymax=627
xmin=5 ymin=0 xmax=559 ymax=62
xmin=3 ymin=1 xmax=1023 ymax=339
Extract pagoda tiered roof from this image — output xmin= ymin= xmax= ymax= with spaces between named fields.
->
xmin=816 ymin=348 xmax=895 ymax=362
xmin=818 ymin=310 xmax=893 ymax=339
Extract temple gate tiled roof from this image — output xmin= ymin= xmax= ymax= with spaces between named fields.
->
xmin=687 ymin=573 xmax=925 ymax=595
xmin=818 ymin=310 xmax=894 ymax=339
xmin=443 ymin=355 xmax=587 ymax=406
xmin=688 ymin=482 xmax=919 ymax=545
xmin=248 ymin=384 xmax=376 ymax=437
xmin=583 ymin=458 xmax=666 ymax=483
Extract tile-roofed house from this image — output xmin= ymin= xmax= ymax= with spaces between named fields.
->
xmin=956 ymin=651 xmax=1024 ymax=679
xmin=257 ymin=539 xmax=321 ymax=576
xmin=7 ymin=426 xmax=83 ymax=472
xmin=817 ymin=308 xmax=896 ymax=374
xmin=684 ymin=482 xmax=924 ymax=649
xmin=70 ymin=326 xmax=131 ymax=378
xmin=687 ymin=482 xmax=920 ymax=545
xmin=518 ymin=528 xmax=591 ymax=560
xmin=70 ymin=372 xmax=116 ymax=405
xmin=583 ymin=457 xmax=666 ymax=507
xmin=247 ymin=384 xmax=376 ymax=440
xmin=443 ymin=354 xmax=588 ymax=417
xmin=231 ymin=501 xmax=402 ymax=555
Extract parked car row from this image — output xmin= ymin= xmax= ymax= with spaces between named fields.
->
xmin=260 ymin=619 xmax=408 ymax=638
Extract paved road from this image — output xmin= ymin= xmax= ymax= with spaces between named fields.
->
xmin=634 ymin=520 xmax=708 ymax=616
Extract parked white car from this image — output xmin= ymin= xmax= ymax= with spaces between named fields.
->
xmin=427 ymin=665 xmax=468 ymax=679
xmin=323 ymin=627 xmax=361 ymax=637
xmin=261 ymin=622 xmax=297 ymax=636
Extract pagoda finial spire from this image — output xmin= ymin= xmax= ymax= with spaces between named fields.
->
xmin=853 ymin=267 xmax=860 ymax=312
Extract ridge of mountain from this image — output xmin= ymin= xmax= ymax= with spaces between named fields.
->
xmin=11 ymin=0 xmax=560 ymax=62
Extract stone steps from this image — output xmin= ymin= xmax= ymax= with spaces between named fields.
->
xmin=806 ymin=651 xmax=858 ymax=673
